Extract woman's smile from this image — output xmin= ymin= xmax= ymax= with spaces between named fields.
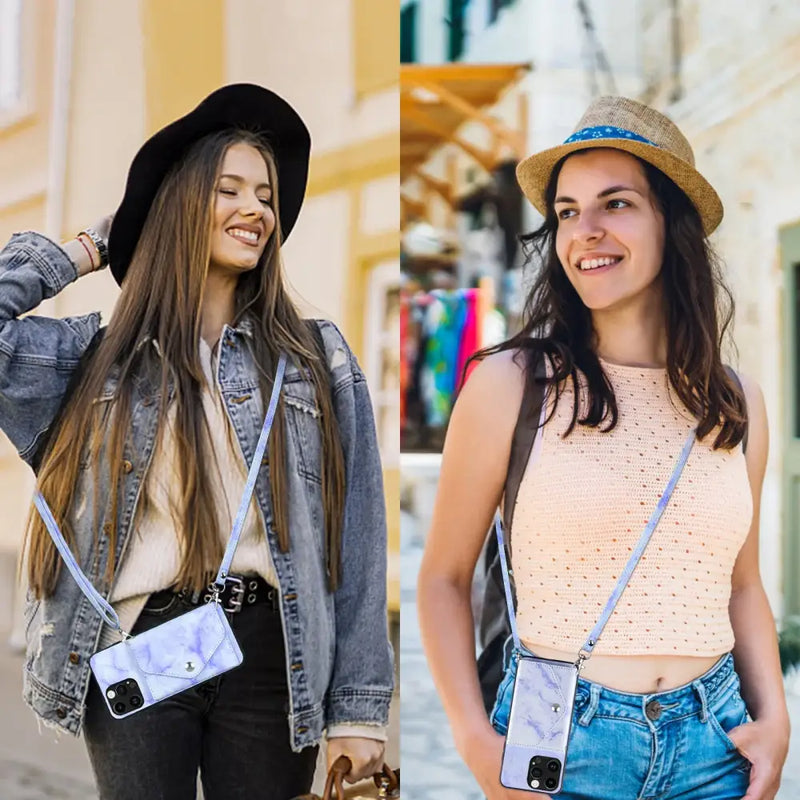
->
xmin=226 ymin=224 xmax=263 ymax=247
xmin=574 ymin=253 xmax=624 ymax=274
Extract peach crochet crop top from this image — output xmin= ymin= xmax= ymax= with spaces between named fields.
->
xmin=512 ymin=359 xmax=752 ymax=656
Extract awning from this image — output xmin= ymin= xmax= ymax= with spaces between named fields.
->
xmin=400 ymin=62 xmax=530 ymax=183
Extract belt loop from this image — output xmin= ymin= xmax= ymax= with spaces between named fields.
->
xmin=578 ymin=682 xmax=600 ymax=727
xmin=502 ymin=634 xmax=515 ymax=671
xmin=692 ymin=678 xmax=709 ymax=723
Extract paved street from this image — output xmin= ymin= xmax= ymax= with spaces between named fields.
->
xmin=400 ymin=508 xmax=800 ymax=800
xmin=0 ymin=630 xmax=399 ymax=800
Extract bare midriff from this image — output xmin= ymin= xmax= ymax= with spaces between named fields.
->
xmin=523 ymin=640 xmax=724 ymax=693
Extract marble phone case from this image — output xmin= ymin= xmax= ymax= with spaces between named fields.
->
xmin=500 ymin=655 xmax=579 ymax=794
xmin=90 ymin=601 xmax=243 ymax=719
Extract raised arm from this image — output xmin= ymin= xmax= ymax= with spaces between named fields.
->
xmin=0 ymin=220 xmax=110 ymax=466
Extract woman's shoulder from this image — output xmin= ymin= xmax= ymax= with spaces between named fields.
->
xmin=452 ymin=348 xmax=528 ymax=429
xmin=469 ymin=347 xmax=527 ymax=385
xmin=732 ymin=370 xmax=764 ymax=410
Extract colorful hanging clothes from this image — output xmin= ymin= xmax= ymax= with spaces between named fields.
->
xmin=421 ymin=294 xmax=463 ymax=427
xmin=400 ymin=297 xmax=409 ymax=428
xmin=455 ymin=289 xmax=479 ymax=390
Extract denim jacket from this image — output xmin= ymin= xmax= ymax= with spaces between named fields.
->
xmin=0 ymin=232 xmax=393 ymax=750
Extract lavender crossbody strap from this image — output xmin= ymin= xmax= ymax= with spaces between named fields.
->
xmin=32 ymin=353 xmax=288 ymax=633
xmin=495 ymin=427 xmax=696 ymax=666
xmin=212 ymin=352 xmax=286 ymax=593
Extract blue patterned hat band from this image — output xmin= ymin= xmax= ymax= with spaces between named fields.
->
xmin=563 ymin=125 xmax=657 ymax=147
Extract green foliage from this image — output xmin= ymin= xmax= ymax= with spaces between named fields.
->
xmin=779 ymin=618 xmax=800 ymax=675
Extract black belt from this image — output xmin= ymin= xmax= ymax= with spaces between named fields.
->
xmin=148 ymin=575 xmax=279 ymax=614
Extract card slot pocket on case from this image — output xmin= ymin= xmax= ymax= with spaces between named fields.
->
xmin=506 ymin=659 xmax=576 ymax=750
xmin=90 ymin=602 xmax=244 ymax=713
xmin=128 ymin=603 xmax=228 ymax=680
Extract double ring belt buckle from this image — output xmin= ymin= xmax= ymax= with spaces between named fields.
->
xmin=222 ymin=576 xmax=246 ymax=613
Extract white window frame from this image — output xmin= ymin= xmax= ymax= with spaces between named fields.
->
xmin=0 ymin=0 xmax=23 ymax=112
xmin=365 ymin=259 xmax=401 ymax=469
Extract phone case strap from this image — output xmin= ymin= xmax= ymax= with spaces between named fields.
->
xmin=495 ymin=427 xmax=696 ymax=666
xmin=33 ymin=352 xmax=288 ymax=633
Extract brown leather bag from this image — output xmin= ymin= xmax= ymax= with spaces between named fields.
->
xmin=292 ymin=756 xmax=400 ymax=800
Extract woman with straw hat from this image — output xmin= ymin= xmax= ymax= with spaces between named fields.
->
xmin=418 ymin=96 xmax=789 ymax=799
xmin=0 ymin=84 xmax=392 ymax=798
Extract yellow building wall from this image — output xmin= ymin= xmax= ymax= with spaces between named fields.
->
xmin=0 ymin=0 xmax=400 ymax=603
xmin=353 ymin=0 xmax=400 ymax=97
xmin=141 ymin=0 xmax=225 ymax=134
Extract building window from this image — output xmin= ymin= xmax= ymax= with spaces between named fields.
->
xmin=0 ymin=0 xmax=22 ymax=110
xmin=400 ymin=1 xmax=417 ymax=63
xmin=794 ymin=262 xmax=800 ymax=438
xmin=365 ymin=261 xmax=401 ymax=468
xmin=447 ymin=0 xmax=469 ymax=61
xmin=489 ymin=0 xmax=515 ymax=24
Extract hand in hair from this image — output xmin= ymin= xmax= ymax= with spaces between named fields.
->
xmin=90 ymin=213 xmax=114 ymax=242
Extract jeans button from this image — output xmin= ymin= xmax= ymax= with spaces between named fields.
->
xmin=645 ymin=700 xmax=662 ymax=721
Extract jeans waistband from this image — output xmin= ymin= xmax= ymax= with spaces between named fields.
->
xmin=511 ymin=646 xmax=738 ymax=727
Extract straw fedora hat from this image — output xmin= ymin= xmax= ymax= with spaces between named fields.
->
xmin=515 ymin=96 xmax=723 ymax=234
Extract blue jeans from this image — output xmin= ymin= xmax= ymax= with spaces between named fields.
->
xmin=490 ymin=648 xmax=751 ymax=799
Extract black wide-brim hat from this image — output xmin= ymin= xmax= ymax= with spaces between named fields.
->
xmin=108 ymin=83 xmax=310 ymax=286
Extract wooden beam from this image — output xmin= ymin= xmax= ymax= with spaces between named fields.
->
xmin=413 ymin=170 xmax=454 ymax=209
xmin=404 ymin=77 xmax=525 ymax=159
xmin=518 ymin=92 xmax=529 ymax=158
xmin=401 ymin=63 xmax=530 ymax=86
xmin=402 ymin=105 xmax=495 ymax=172
xmin=400 ymin=192 xmax=426 ymax=218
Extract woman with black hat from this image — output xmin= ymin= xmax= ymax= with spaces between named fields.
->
xmin=418 ymin=97 xmax=789 ymax=799
xmin=0 ymin=84 xmax=393 ymax=799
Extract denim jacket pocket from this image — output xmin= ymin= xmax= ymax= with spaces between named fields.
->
xmin=23 ymin=594 xmax=41 ymax=641
xmin=283 ymin=377 xmax=322 ymax=484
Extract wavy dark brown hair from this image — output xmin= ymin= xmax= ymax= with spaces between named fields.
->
xmin=471 ymin=149 xmax=747 ymax=449
xmin=26 ymin=129 xmax=346 ymax=598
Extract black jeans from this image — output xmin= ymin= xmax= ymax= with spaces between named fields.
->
xmin=83 ymin=593 xmax=318 ymax=800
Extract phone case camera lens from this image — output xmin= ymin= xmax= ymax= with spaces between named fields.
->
xmin=547 ymin=760 xmax=560 ymax=772
xmin=113 ymin=702 xmax=126 ymax=714
xmin=546 ymin=778 xmax=557 ymax=789
xmin=530 ymin=768 xmax=542 ymax=778
xmin=130 ymin=695 xmax=142 ymax=708
xmin=116 ymin=684 xmax=128 ymax=696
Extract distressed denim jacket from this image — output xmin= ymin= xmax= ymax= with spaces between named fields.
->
xmin=0 ymin=232 xmax=393 ymax=750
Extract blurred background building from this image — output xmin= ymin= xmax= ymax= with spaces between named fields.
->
xmin=0 ymin=0 xmax=398 ymax=795
xmin=399 ymin=2 xmax=800 ymax=797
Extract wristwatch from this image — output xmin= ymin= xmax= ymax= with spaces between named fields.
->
xmin=78 ymin=227 xmax=109 ymax=269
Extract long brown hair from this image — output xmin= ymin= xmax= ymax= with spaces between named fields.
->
xmin=26 ymin=129 xmax=346 ymax=598
xmin=471 ymin=151 xmax=747 ymax=448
